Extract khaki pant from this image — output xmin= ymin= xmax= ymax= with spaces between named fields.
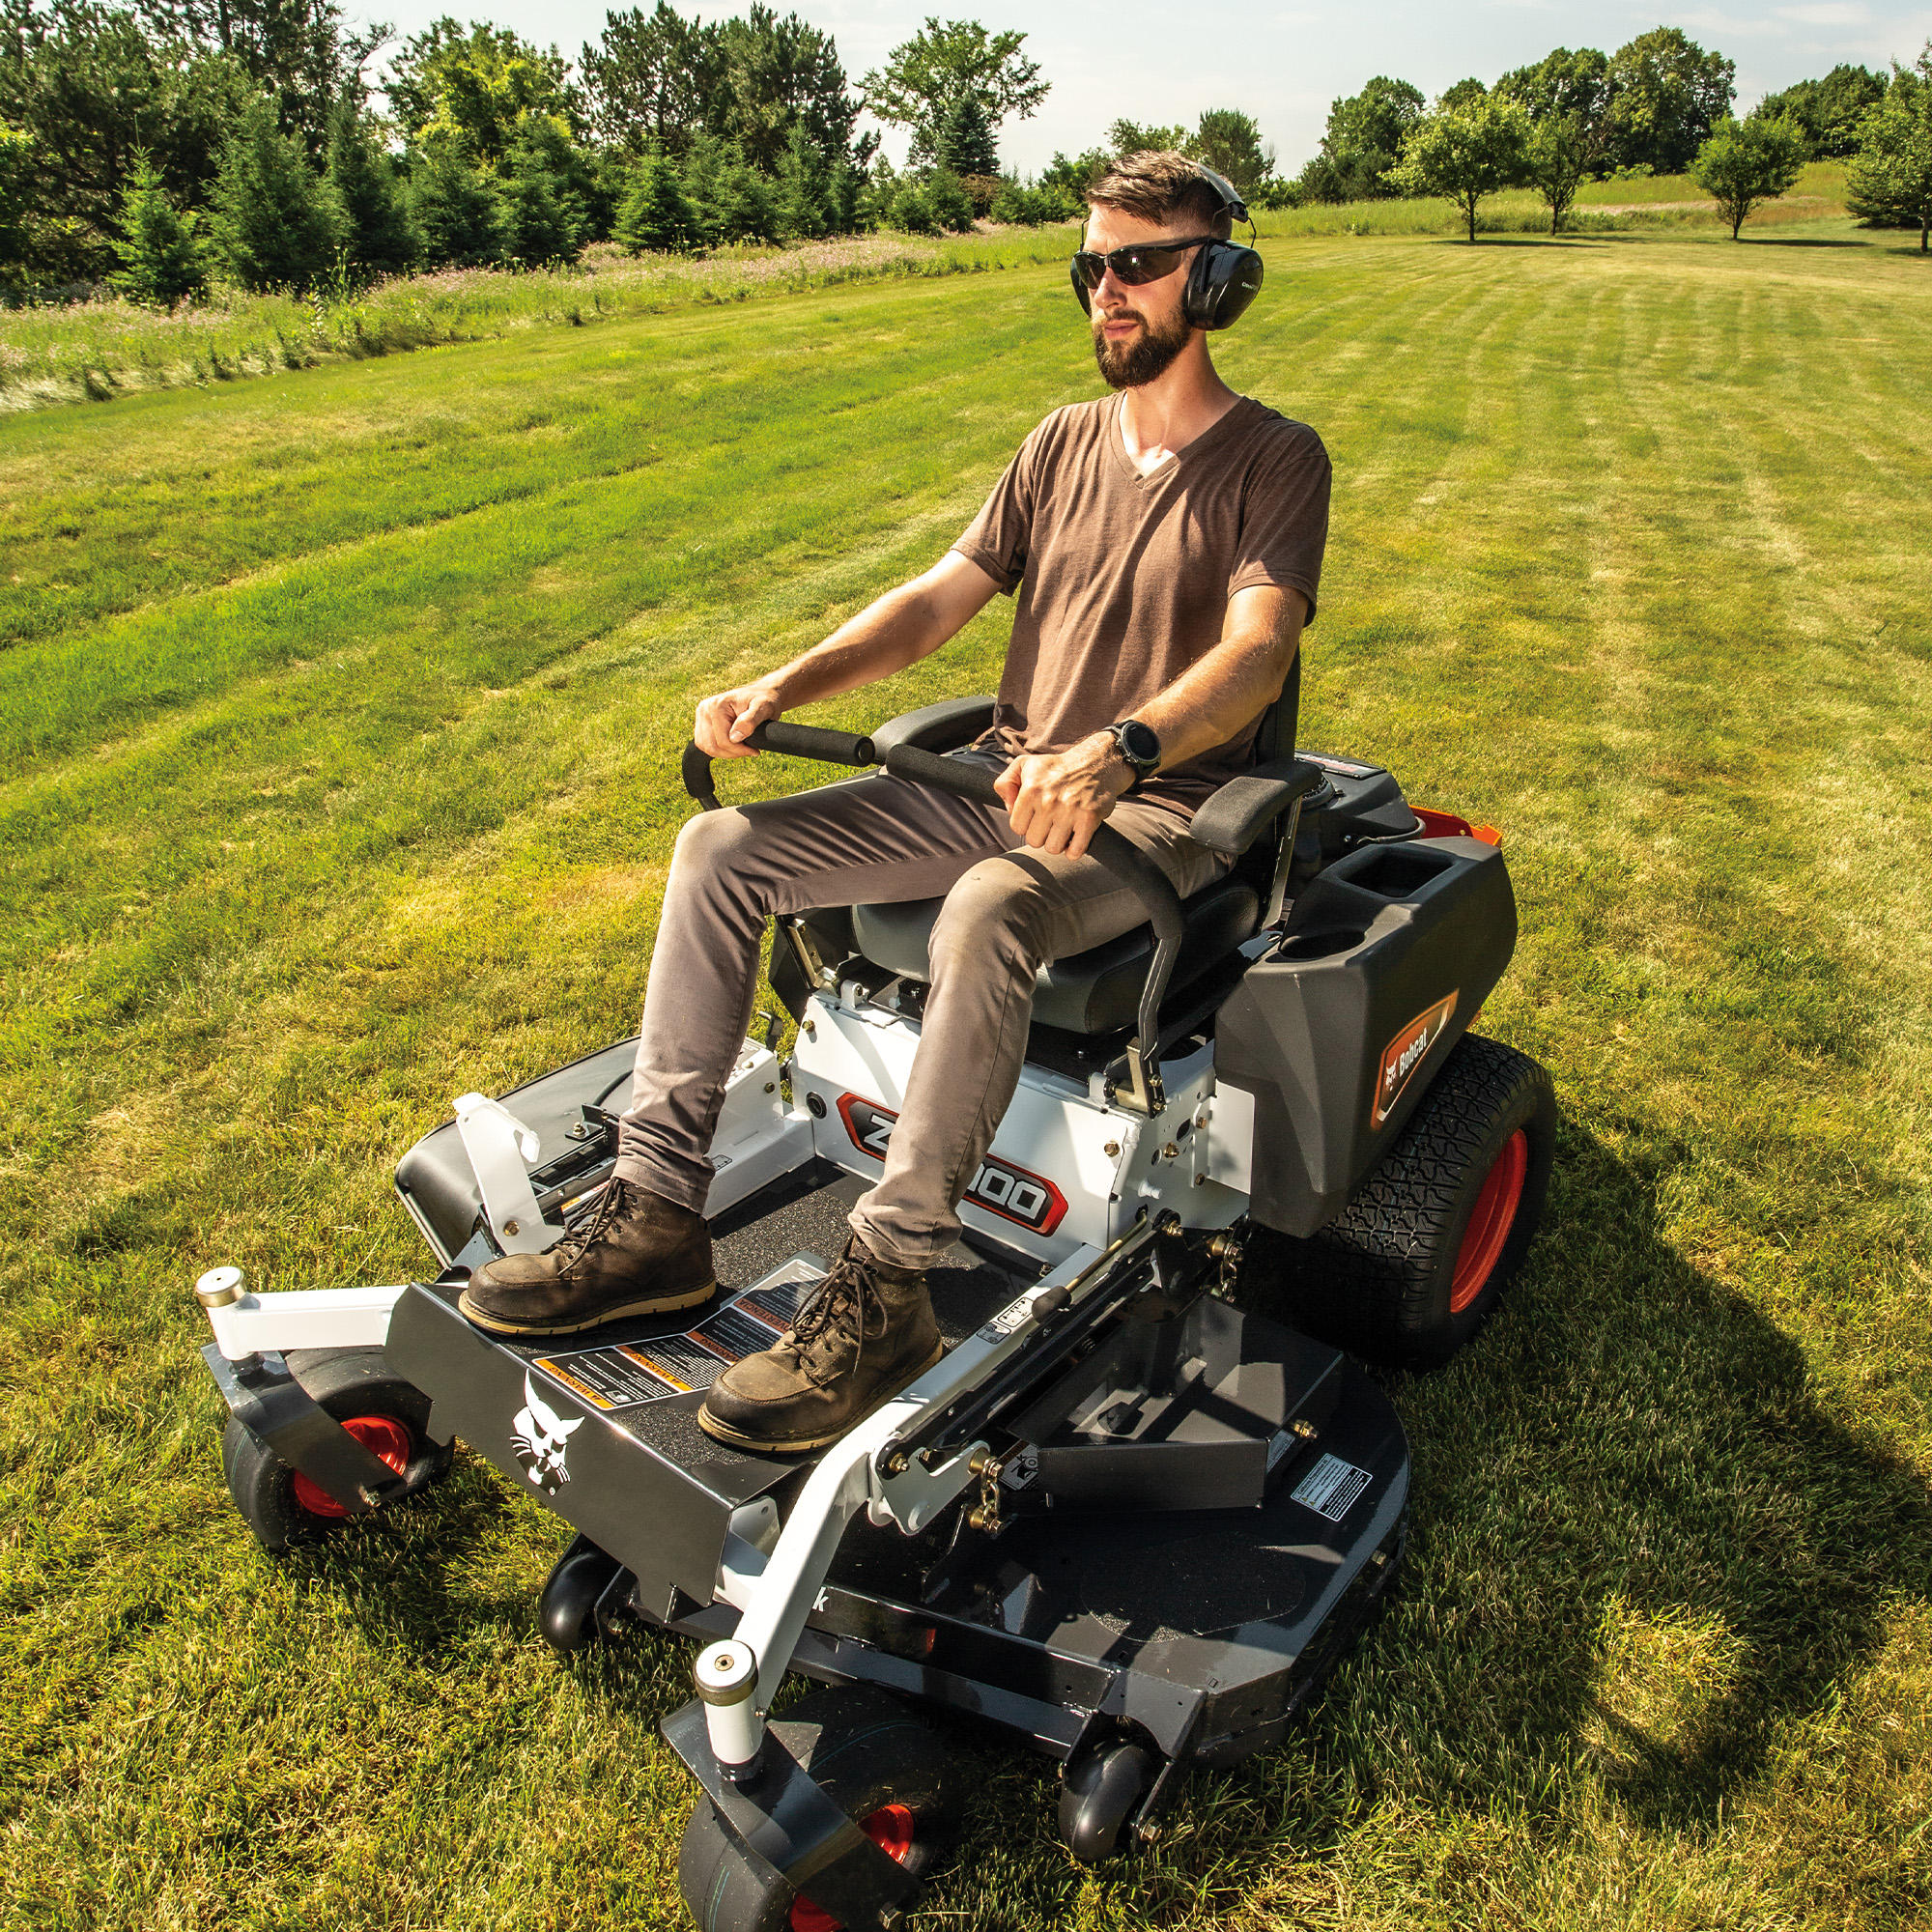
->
xmin=613 ymin=754 xmax=1227 ymax=1268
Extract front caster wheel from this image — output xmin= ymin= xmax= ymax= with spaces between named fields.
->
xmin=220 ymin=1348 xmax=452 ymax=1552
xmin=1058 ymin=1740 xmax=1155 ymax=1863
xmin=677 ymin=1686 xmax=953 ymax=1932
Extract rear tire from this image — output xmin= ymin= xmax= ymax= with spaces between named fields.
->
xmin=677 ymin=1686 xmax=954 ymax=1932
xmin=1267 ymin=1034 xmax=1555 ymax=1370
xmin=220 ymin=1348 xmax=452 ymax=1552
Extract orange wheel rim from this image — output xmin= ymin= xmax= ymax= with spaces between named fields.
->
xmin=290 ymin=1413 xmax=412 ymax=1518
xmin=1450 ymin=1130 xmax=1527 ymax=1315
xmin=789 ymin=1804 xmax=917 ymax=1932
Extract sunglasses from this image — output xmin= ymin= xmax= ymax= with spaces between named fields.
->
xmin=1070 ymin=236 xmax=1217 ymax=291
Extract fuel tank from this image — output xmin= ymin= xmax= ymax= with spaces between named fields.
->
xmin=1213 ymin=836 xmax=1516 ymax=1237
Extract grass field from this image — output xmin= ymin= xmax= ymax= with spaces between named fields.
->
xmin=2 ymin=224 xmax=1929 ymax=1928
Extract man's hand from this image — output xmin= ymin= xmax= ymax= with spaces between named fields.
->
xmin=994 ymin=732 xmax=1135 ymax=860
xmin=694 ymin=683 xmax=784 ymax=760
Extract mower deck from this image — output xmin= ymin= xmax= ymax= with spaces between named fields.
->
xmin=386 ymin=1162 xmax=1407 ymax=1794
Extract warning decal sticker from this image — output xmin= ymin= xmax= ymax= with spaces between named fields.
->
xmin=1290 ymin=1452 xmax=1373 ymax=1523
xmin=535 ymin=1262 xmax=816 ymax=1411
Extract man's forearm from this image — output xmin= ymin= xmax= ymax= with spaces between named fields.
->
xmin=760 ymin=580 xmax=956 ymax=709
xmin=1134 ymin=597 xmax=1306 ymax=769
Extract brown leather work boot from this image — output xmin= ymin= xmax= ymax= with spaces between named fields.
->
xmin=458 ymin=1178 xmax=717 ymax=1336
xmin=698 ymin=1236 xmax=944 ymax=1453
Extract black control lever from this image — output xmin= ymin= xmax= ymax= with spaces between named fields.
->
xmin=681 ymin=722 xmax=878 ymax=810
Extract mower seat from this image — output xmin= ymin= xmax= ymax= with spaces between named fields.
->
xmin=850 ymin=879 xmax=1259 ymax=1036
xmin=835 ymin=679 xmax=1302 ymax=1038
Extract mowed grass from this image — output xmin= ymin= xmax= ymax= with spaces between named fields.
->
xmin=1 ymin=229 xmax=1929 ymax=1928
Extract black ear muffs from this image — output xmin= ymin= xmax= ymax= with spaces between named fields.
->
xmin=1072 ymin=159 xmax=1264 ymax=329
xmin=1183 ymin=239 xmax=1264 ymax=330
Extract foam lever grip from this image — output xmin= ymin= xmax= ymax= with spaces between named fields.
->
xmin=881 ymin=743 xmax=1005 ymax=806
xmin=745 ymin=721 xmax=877 ymax=765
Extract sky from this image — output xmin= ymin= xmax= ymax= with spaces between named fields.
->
xmin=361 ymin=0 xmax=1932 ymax=175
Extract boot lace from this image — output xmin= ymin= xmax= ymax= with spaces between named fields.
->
xmin=553 ymin=1176 xmax=633 ymax=1266
xmin=787 ymin=1247 xmax=885 ymax=1387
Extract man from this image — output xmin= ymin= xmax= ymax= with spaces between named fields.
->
xmin=458 ymin=151 xmax=1330 ymax=1454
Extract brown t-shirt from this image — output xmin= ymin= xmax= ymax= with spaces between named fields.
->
xmin=951 ymin=391 xmax=1330 ymax=817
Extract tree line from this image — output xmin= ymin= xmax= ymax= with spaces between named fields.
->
xmin=1275 ymin=28 xmax=1931 ymax=245
xmin=6 ymin=3 xmax=1930 ymax=308
xmin=0 ymin=4 xmax=1072 ymax=301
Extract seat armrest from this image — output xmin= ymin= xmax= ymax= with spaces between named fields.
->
xmin=869 ymin=696 xmax=996 ymax=757
xmin=1187 ymin=756 xmax=1327 ymax=858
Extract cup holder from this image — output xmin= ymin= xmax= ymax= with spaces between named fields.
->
xmin=1273 ymin=925 xmax=1367 ymax=962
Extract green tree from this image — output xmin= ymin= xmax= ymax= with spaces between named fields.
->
xmin=208 ymin=90 xmax=345 ymax=289
xmin=1753 ymin=64 xmax=1885 ymax=159
xmin=1604 ymin=27 xmax=1734 ymax=174
xmin=495 ymin=112 xmax=584 ymax=264
xmin=936 ymin=89 xmax=996 ymax=178
xmin=327 ymin=95 xmax=415 ymax=275
xmin=1037 ymin=145 xmax=1107 ymax=218
xmin=131 ymin=0 xmax=387 ymax=159
xmin=1846 ymin=49 xmax=1932 ymax=251
xmin=1524 ymin=111 xmax=1590 ymax=232
xmin=386 ymin=17 xmax=581 ymax=162
xmin=679 ymin=131 xmax=774 ymax=243
xmin=861 ymin=17 xmax=1048 ymax=169
xmin=922 ymin=162 xmax=974 ymax=231
xmin=108 ymin=146 xmax=206 ymax=302
xmin=581 ymin=2 xmax=717 ymax=155
xmin=1105 ymin=117 xmax=1188 ymax=158
xmin=1689 ymin=113 xmax=1805 ymax=239
xmin=1495 ymin=45 xmax=1611 ymax=138
xmin=1439 ymin=76 xmax=1487 ymax=112
xmin=0 ymin=120 xmax=29 ymax=274
xmin=3 ymin=7 xmax=253 ymax=283
xmin=407 ymin=131 xmax=498 ymax=265
xmin=711 ymin=4 xmax=866 ymax=174
xmin=1301 ymin=75 xmax=1424 ymax=201
xmin=1192 ymin=107 xmax=1274 ymax=198
xmin=1389 ymin=92 xmax=1531 ymax=242
xmin=613 ymin=143 xmax=694 ymax=248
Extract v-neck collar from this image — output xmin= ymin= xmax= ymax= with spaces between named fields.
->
xmin=1105 ymin=390 xmax=1250 ymax=486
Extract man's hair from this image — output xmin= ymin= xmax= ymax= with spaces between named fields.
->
xmin=1087 ymin=150 xmax=1233 ymax=241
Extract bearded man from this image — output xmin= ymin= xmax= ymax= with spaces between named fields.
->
xmin=457 ymin=150 xmax=1332 ymax=1453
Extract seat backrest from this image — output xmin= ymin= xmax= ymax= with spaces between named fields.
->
xmin=1251 ymin=653 xmax=1300 ymax=768
xmin=1227 ymin=655 xmax=1302 ymax=900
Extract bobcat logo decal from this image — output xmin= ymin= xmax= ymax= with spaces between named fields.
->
xmin=511 ymin=1375 xmax=583 ymax=1493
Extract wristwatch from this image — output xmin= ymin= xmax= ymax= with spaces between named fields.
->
xmin=1107 ymin=719 xmax=1161 ymax=790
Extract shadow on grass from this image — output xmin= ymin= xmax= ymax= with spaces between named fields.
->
xmin=1369 ymin=1119 xmax=1932 ymax=1833
xmin=1740 ymin=237 xmax=1876 ymax=249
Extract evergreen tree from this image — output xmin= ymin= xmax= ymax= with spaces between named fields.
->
xmin=680 ymin=133 xmax=773 ymax=243
xmin=208 ymin=91 xmax=345 ymax=291
xmin=109 ymin=149 xmax=206 ymax=304
xmin=772 ymin=120 xmax=830 ymax=238
xmin=922 ymin=165 xmax=975 ymax=232
xmin=0 ymin=123 xmax=30 ymax=279
xmin=936 ymin=92 xmax=997 ymax=177
xmin=327 ymin=96 xmax=415 ymax=277
xmin=409 ymin=133 xmax=500 ymax=267
xmin=496 ymin=113 xmax=586 ymax=264
xmin=613 ymin=146 xmax=695 ymax=250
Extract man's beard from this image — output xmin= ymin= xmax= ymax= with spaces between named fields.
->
xmin=1093 ymin=304 xmax=1191 ymax=389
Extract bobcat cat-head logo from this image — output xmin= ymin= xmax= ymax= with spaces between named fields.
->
xmin=512 ymin=1375 xmax=582 ymax=1493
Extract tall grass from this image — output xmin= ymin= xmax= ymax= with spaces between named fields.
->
xmin=0 ymin=225 xmax=1077 ymax=412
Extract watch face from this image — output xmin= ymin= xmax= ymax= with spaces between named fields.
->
xmin=1120 ymin=720 xmax=1160 ymax=767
